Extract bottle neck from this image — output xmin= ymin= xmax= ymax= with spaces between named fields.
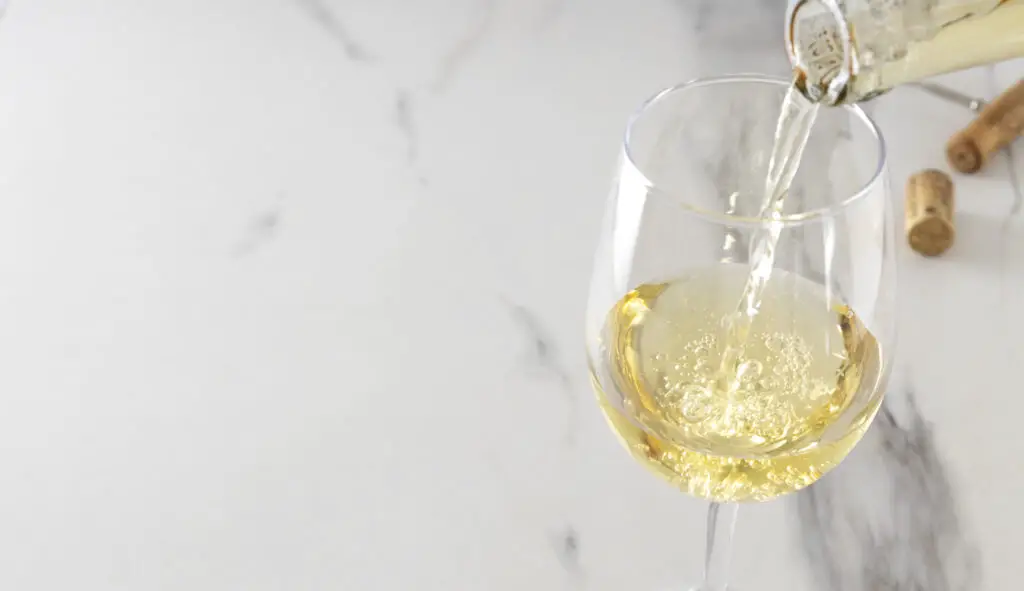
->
xmin=787 ymin=0 xmax=1024 ymax=104
xmin=785 ymin=0 xmax=853 ymax=105
xmin=854 ymin=0 xmax=1024 ymax=100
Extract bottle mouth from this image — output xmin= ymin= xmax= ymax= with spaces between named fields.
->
xmin=785 ymin=0 xmax=855 ymax=104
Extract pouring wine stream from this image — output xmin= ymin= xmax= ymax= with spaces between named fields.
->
xmin=716 ymin=83 xmax=821 ymax=416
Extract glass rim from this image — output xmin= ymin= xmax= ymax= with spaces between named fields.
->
xmin=622 ymin=73 xmax=887 ymax=227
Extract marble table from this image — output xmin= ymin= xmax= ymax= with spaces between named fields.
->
xmin=0 ymin=0 xmax=1020 ymax=589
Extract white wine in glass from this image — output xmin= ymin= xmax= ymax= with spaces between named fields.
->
xmin=596 ymin=265 xmax=884 ymax=503
xmin=585 ymin=75 xmax=895 ymax=590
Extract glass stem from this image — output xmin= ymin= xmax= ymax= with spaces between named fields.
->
xmin=702 ymin=502 xmax=739 ymax=591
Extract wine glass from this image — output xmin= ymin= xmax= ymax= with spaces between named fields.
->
xmin=585 ymin=75 xmax=894 ymax=590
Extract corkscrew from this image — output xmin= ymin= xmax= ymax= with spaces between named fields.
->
xmin=912 ymin=80 xmax=1024 ymax=174
xmin=911 ymin=82 xmax=987 ymax=112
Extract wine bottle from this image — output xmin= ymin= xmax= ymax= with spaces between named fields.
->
xmin=787 ymin=0 xmax=1024 ymax=104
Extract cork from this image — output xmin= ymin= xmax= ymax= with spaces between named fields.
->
xmin=946 ymin=80 xmax=1024 ymax=174
xmin=905 ymin=169 xmax=955 ymax=257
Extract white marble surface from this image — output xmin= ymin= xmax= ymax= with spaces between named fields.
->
xmin=0 ymin=1 xmax=1022 ymax=589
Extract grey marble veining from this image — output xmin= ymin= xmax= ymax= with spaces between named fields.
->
xmin=683 ymin=0 xmax=790 ymax=74
xmin=504 ymin=300 xmax=578 ymax=445
xmin=795 ymin=388 xmax=981 ymax=590
xmin=1 ymin=1 xmax=1022 ymax=590
xmin=233 ymin=202 xmax=284 ymax=258
xmin=394 ymin=89 xmax=417 ymax=163
xmin=789 ymin=66 xmax=1018 ymax=591
xmin=550 ymin=525 xmax=583 ymax=573
xmin=291 ymin=0 xmax=372 ymax=61
xmin=432 ymin=0 xmax=498 ymax=93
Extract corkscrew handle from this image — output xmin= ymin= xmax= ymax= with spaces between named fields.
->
xmin=946 ymin=79 xmax=1024 ymax=174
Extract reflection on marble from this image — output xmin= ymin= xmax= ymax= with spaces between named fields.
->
xmin=0 ymin=0 xmax=1021 ymax=590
